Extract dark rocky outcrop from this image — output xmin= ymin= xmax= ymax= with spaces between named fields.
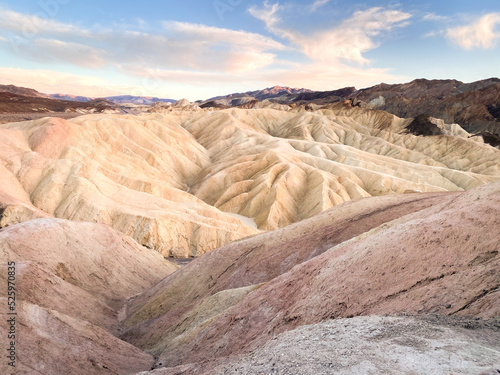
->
xmin=480 ymin=132 xmax=500 ymax=148
xmin=199 ymin=100 xmax=230 ymax=109
xmin=405 ymin=114 xmax=443 ymax=136
xmin=293 ymin=87 xmax=357 ymax=103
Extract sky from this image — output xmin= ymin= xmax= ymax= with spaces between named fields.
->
xmin=0 ymin=0 xmax=498 ymax=100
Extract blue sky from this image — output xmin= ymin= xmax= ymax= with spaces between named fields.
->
xmin=0 ymin=0 xmax=498 ymax=100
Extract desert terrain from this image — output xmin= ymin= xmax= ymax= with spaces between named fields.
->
xmin=0 ymin=81 xmax=499 ymax=374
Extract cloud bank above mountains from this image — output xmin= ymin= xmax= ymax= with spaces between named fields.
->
xmin=0 ymin=1 xmax=497 ymax=98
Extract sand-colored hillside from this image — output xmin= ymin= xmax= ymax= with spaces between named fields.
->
xmin=1 ymin=104 xmax=499 ymax=256
xmin=187 ymin=105 xmax=499 ymax=230
xmin=0 ymin=115 xmax=258 ymax=257
xmin=121 ymin=181 xmax=500 ymax=369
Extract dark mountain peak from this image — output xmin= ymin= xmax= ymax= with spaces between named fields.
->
xmin=87 ymin=98 xmax=116 ymax=106
xmin=248 ymin=86 xmax=313 ymax=99
xmin=259 ymin=85 xmax=311 ymax=95
xmin=407 ymin=78 xmax=462 ymax=86
xmin=207 ymin=86 xmax=313 ymax=103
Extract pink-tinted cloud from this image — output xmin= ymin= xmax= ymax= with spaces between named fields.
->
xmin=447 ymin=13 xmax=500 ymax=50
xmin=249 ymin=3 xmax=411 ymax=64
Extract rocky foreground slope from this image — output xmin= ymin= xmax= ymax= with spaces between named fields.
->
xmin=121 ymin=182 xmax=500 ymax=372
xmin=144 ymin=315 xmax=500 ymax=375
xmin=1 ymin=102 xmax=500 ymax=256
xmin=0 ymin=219 xmax=178 ymax=374
xmin=0 ymin=182 xmax=498 ymax=374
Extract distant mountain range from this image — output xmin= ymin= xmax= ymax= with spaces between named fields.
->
xmin=1 ymin=79 xmax=499 ymax=139
xmin=204 ymin=79 xmax=500 ymax=137
xmin=0 ymin=85 xmax=176 ymax=105
xmin=205 ymin=85 xmax=313 ymax=106
xmin=352 ymin=78 xmax=500 ymax=134
xmin=49 ymin=93 xmax=98 ymax=102
xmin=49 ymin=94 xmax=176 ymax=105
xmin=0 ymin=91 xmax=120 ymax=115
xmin=104 ymin=95 xmax=176 ymax=105
xmin=245 ymin=85 xmax=313 ymax=99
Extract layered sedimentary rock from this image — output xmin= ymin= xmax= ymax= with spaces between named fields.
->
xmin=187 ymin=104 xmax=500 ymax=230
xmin=0 ymin=91 xmax=119 ymax=114
xmin=0 ymin=114 xmax=258 ymax=257
xmin=1 ymin=103 xmax=500 ymax=256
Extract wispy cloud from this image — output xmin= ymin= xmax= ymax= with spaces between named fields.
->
xmin=161 ymin=21 xmax=286 ymax=72
xmin=422 ymin=13 xmax=449 ymax=22
xmin=128 ymin=3 xmax=413 ymax=95
xmin=0 ymin=8 xmax=91 ymax=38
xmin=24 ymin=39 xmax=107 ymax=68
xmin=249 ymin=3 xmax=411 ymax=64
xmin=0 ymin=9 xmax=285 ymax=74
xmin=424 ymin=30 xmax=446 ymax=38
xmin=248 ymin=2 xmax=285 ymax=36
xmin=447 ymin=13 xmax=500 ymax=50
xmin=310 ymin=0 xmax=330 ymax=12
xmin=163 ymin=21 xmax=284 ymax=51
